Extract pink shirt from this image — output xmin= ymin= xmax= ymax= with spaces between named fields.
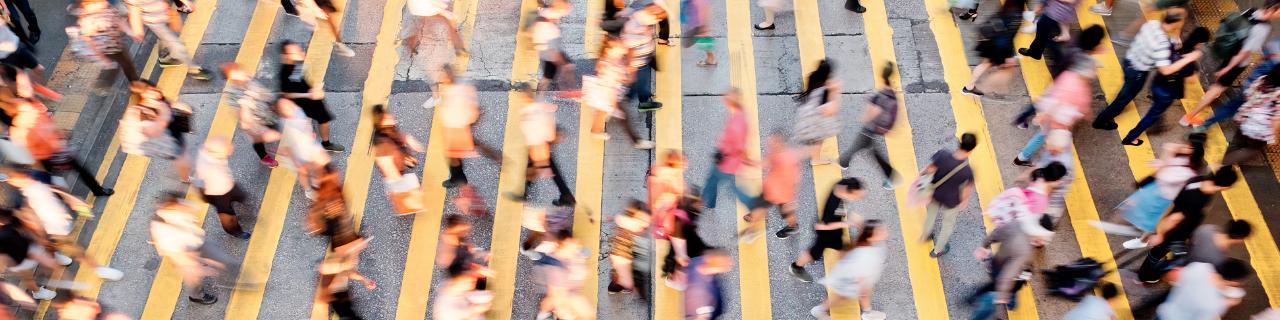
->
xmin=1040 ymin=71 xmax=1092 ymax=129
xmin=762 ymin=146 xmax=800 ymax=204
xmin=716 ymin=111 xmax=748 ymax=173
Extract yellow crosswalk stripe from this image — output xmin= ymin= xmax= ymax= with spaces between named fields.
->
xmin=1137 ymin=3 xmax=1280 ymax=307
xmin=138 ymin=1 xmax=278 ymax=318
xmin=724 ymin=1 xmax=772 ymax=319
xmin=68 ymin=0 xmax=219 ymax=302
xmin=391 ymin=0 xmax=482 ymax=317
xmin=920 ymin=1 xmax=1040 ymax=319
xmin=861 ymin=0 xmax=950 ymax=318
xmin=486 ymin=0 xmax=541 ymax=318
xmin=651 ymin=2 xmax=683 ymax=318
xmin=1075 ymin=3 xmax=1157 ymax=178
xmin=1013 ymin=21 xmax=1136 ymax=320
xmin=585 ymin=0 xmax=604 ymax=58
xmin=791 ymin=0 xmax=860 ymax=318
xmin=571 ymin=14 xmax=605 ymax=319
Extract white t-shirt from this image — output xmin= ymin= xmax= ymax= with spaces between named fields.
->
xmin=22 ymin=183 xmax=71 ymax=237
xmin=521 ymin=102 xmax=557 ymax=147
xmin=196 ymin=149 xmax=235 ymax=195
xmin=440 ymin=84 xmax=478 ymax=129
xmin=1157 ymin=262 xmax=1229 ymax=320
xmin=1154 ymin=159 xmax=1196 ymax=200
xmin=531 ymin=20 xmax=562 ymax=60
xmin=1064 ymin=295 xmax=1116 ymax=320
xmin=408 ymin=0 xmax=450 ymax=17
xmin=149 ymin=210 xmax=204 ymax=256
xmin=1242 ymin=11 xmax=1274 ymax=64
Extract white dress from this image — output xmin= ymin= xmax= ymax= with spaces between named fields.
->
xmin=820 ymin=245 xmax=887 ymax=298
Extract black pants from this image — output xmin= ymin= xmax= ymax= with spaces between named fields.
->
xmin=1023 ymin=15 xmax=1061 ymax=59
xmin=105 ymin=50 xmax=140 ymax=83
xmin=41 ymin=157 xmax=109 ymax=196
xmin=838 ymin=131 xmax=893 ymax=179
xmin=5 ymin=0 xmax=36 ymax=44
xmin=657 ymin=18 xmax=669 ymax=42
xmin=1138 ymin=243 xmax=1175 ymax=282
xmin=280 ymin=0 xmax=298 ymax=15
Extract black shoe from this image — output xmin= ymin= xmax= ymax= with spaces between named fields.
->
xmin=929 ymin=245 xmax=950 ymax=258
xmin=322 ymin=141 xmax=345 ymax=152
xmin=235 ymin=232 xmax=252 ymax=239
xmin=1091 ymin=121 xmax=1118 ymax=130
xmin=846 ymin=1 xmax=867 ymax=13
xmin=753 ymin=23 xmax=775 ymax=30
xmin=552 ymin=197 xmax=576 ymax=207
xmin=1018 ymin=48 xmax=1041 ymax=60
xmin=790 ymin=264 xmax=814 ymax=282
xmin=961 ymin=86 xmax=984 ymax=97
xmin=958 ymin=12 xmax=976 ymax=21
xmin=638 ymin=101 xmax=663 ymax=112
xmin=189 ymin=67 xmax=213 ymax=80
xmin=1013 ymin=157 xmax=1033 ymax=167
xmin=94 ymin=188 xmax=115 ymax=197
xmin=1122 ymin=139 xmax=1145 ymax=147
xmin=506 ymin=192 xmax=528 ymax=202
xmin=28 ymin=29 xmax=40 ymax=44
xmin=442 ymin=179 xmax=461 ymax=189
xmin=189 ymin=293 xmax=217 ymax=305
xmin=775 ymin=226 xmax=797 ymax=239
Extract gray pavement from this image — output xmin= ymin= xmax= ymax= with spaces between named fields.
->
xmin=18 ymin=0 xmax=1280 ymax=319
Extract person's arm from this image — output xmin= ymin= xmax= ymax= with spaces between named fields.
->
xmin=860 ymin=103 xmax=882 ymax=123
xmin=1217 ymin=49 xmax=1254 ymax=77
xmin=1156 ymin=50 xmax=1202 ymax=75
xmin=958 ymin=182 xmax=975 ymax=208
xmin=128 ymin=5 xmax=145 ymax=41
xmin=1150 ymin=212 xmax=1185 ymax=246
xmin=993 ymin=253 xmax=1030 ymax=304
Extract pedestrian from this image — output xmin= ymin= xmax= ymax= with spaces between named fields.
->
xmin=1013 ymin=26 xmax=1105 ymax=161
xmin=223 ymin=63 xmax=281 ymax=167
xmin=307 ymin=164 xmax=358 ymax=247
xmin=291 ymin=0 xmax=355 ymax=57
xmin=840 ymin=63 xmax=898 ymax=189
xmin=985 ymin=163 xmax=1066 ymax=230
xmin=433 ymin=265 xmax=493 ymax=320
xmin=1026 ymin=131 xmax=1075 ymax=217
xmin=621 ymin=4 xmax=667 ymax=111
xmin=1185 ymin=2 xmax=1280 ymax=126
xmin=193 ymin=136 xmax=251 ymax=239
xmin=753 ymin=0 xmax=788 ymax=30
xmin=0 ymin=208 xmax=62 ymax=300
xmin=438 ymin=66 xmax=498 ymax=188
xmin=75 ymin=0 xmax=138 ymax=83
xmin=970 ymin=215 xmax=1055 ymax=320
xmin=371 ymin=104 xmax=425 ymax=213
xmin=508 ymin=99 xmax=575 ymax=206
xmin=316 ymin=237 xmax=374 ymax=319
xmin=1106 ymin=142 xmax=1197 ymax=250
xmin=8 ymin=97 xmax=113 ymax=197
xmin=1119 ymin=27 xmax=1210 ymax=147
xmin=961 ymin=0 xmax=1025 ymax=97
xmin=702 ymin=89 xmax=755 ymax=210
xmin=1017 ymin=0 xmax=1077 ymax=61
xmin=683 ymin=249 xmax=731 ymax=320
xmin=534 ymin=231 xmax=594 ymax=320
xmin=1156 ymin=259 xmax=1251 ymax=319
xmin=600 ymin=0 xmax=628 ymax=35
xmin=659 ymin=194 xmax=709 ymax=291
xmin=585 ymin=36 xmax=655 ymax=149
xmin=683 ymin=0 xmax=715 ymax=67
xmin=740 ymin=134 xmax=801 ymax=243
xmin=1136 ymin=169 xmax=1240 ymax=283
xmin=125 ymin=0 xmax=213 ymax=79
xmin=405 ymin=0 xmax=466 ymax=56
xmin=916 ymin=133 xmax=977 ymax=257
xmin=530 ymin=0 xmax=578 ymax=96
xmin=791 ymin=59 xmax=842 ymax=164
xmin=0 ymin=23 xmax=40 ymax=83
xmin=3 ymin=0 xmax=39 ymax=44
xmin=1092 ymin=10 xmax=1201 ymax=131
xmin=51 ymin=293 xmax=131 ymax=320
xmin=1219 ymin=66 xmax=1280 ymax=167
xmin=810 ymin=220 xmax=888 ymax=320
xmin=607 ymin=200 xmax=651 ymax=295
xmin=437 ymin=215 xmax=489 ymax=283
xmin=125 ymin=81 xmax=193 ymax=181
xmin=789 ymin=177 xmax=865 ymax=283
xmin=1184 ymin=39 xmax=1280 ymax=127
xmin=1063 ymin=282 xmax=1119 ymax=320
xmin=4 ymin=169 xmax=123 ymax=281
xmin=149 ymin=192 xmax=233 ymax=305
xmin=275 ymin=98 xmax=332 ymax=200
xmin=279 ymin=41 xmax=344 ymax=152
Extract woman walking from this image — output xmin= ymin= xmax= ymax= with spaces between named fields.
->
xmin=792 ymin=59 xmax=842 ymax=165
xmin=811 ymin=220 xmax=888 ymax=320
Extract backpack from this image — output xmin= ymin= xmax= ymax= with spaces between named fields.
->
xmin=1211 ymin=8 xmax=1261 ymax=61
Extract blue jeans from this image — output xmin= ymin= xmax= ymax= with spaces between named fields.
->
xmin=1017 ymin=129 xmax=1046 ymax=161
xmin=1123 ymin=84 xmax=1178 ymax=143
xmin=1095 ymin=60 xmax=1151 ymax=126
xmin=702 ymin=168 xmax=753 ymax=209
xmin=626 ymin=63 xmax=655 ymax=104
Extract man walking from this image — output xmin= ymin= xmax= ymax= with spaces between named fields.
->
xmin=126 ymin=0 xmax=212 ymax=79
xmin=919 ymin=133 xmax=977 ymax=257
xmin=1092 ymin=10 xmax=1200 ymax=130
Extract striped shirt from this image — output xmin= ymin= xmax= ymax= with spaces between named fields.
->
xmin=622 ymin=17 xmax=656 ymax=69
xmin=1125 ymin=21 xmax=1175 ymax=72
xmin=125 ymin=0 xmax=173 ymax=25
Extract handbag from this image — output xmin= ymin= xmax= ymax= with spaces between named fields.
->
xmin=387 ymin=173 xmax=424 ymax=215
xmin=908 ymin=160 xmax=969 ymax=207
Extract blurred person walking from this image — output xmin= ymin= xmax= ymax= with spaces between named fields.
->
xmin=438 ymin=67 xmax=498 ymax=188
xmin=279 ymin=41 xmax=344 ymax=152
xmin=5 ymin=170 xmax=123 ymax=282
xmin=961 ymin=0 xmax=1024 ymax=97
xmin=621 ymin=5 xmax=667 ymax=112
xmin=584 ymin=36 xmax=654 ymax=149
xmin=223 ymin=63 xmax=281 ymax=167
xmin=74 ymin=0 xmax=138 ymax=83
xmin=810 ymin=220 xmax=888 ymax=320
xmin=193 ymin=136 xmax=251 ymax=239
xmin=150 ymin=192 xmax=235 ymax=305
xmin=789 ymin=178 xmax=865 ymax=283
xmin=291 ymin=0 xmax=355 ymax=56
xmin=970 ymin=215 xmax=1055 ymax=320
xmin=839 ymin=63 xmax=898 ymax=189
xmin=405 ymin=0 xmax=466 ymax=56
xmin=1092 ymin=10 xmax=1200 ymax=131
xmin=740 ymin=134 xmax=801 ymax=243
xmin=606 ymin=200 xmax=651 ymax=296
xmin=530 ymin=0 xmax=578 ymax=96
xmin=125 ymin=0 xmax=213 ymax=79
xmin=508 ymin=99 xmax=575 ymax=206
xmin=1219 ymin=67 xmax=1280 ymax=167
xmin=684 ymin=249 xmax=731 ymax=320
xmin=1017 ymin=0 xmax=1076 ymax=61
xmin=791 ymin=59 xmax=842 ymax=164
xmin=702 ymin=89 xmax=755 ymax=210
xmin=0 ymin=208 xmax=62 ymax=300
xmin=8 ymin=96 xmax=113 ymax=197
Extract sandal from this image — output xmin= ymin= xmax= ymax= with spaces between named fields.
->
xmin=1122 ymin=139 xmax=1144 ymax=147
xmin=697 ymin=60 xmax=717 ymax=67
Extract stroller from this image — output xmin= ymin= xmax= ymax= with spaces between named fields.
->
xmin=1042 ymin=258 xmax=1110 ymax=301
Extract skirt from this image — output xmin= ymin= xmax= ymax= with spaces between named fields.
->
xmin=1121 ymin=183 xmax=1172 ymax=233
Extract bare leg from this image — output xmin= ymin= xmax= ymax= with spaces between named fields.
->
xmin=794 ymin=250 xmax=814 ymax=267
xmin=966 ymin=60 xmax=992 ymax=90
xmin=1194 ymin=84 xmax=1229 ymax=114
xmin=318 ymin=122 xmax=332 ymax=142
xmin=757 ymin=7 xmax=776 ymax=28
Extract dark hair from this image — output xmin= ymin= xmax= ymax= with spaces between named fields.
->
xmin=626 ymin=199 xmax=647 ymax=213
xmin=853 ymin=219 xmax=882 ymax=247
xmin=1099 ymin=282 xmax=1119 ymax=299
xmin=1033 ymin=162 xmax=1068 ymax=183
xmin=1211 ymin=168 xmax=1240 ymax=187
xmin=1227 ymin=220 xmax=1253 ymax=240
xmin=1264 ymin=63 xmax=1280 ymax=88
xmin=1181 ymin=27 xmax=1212 ymax=55
xmin=1077 ymin=25 xmax=1106 ymax=52
xmin=959 ymin=133 xmax=978 ymax=152
xmin=879 ymin=62 xmax=895 ymax=86
xmin=837 ymin=177 xmax=863 ymax=191
xmin=280 ymin=40 xmax=298 ymax=53
xmin=371 ymin=104 xmax=388 ymax=126
xmin=1215 ymin=258 xmax=1251 ymax=281
xmin=444 ymin=214 xmax=469 ymax=229
xmin=798 ymin=59 xmax=833 ymax=102
xmin=1162 ymin=11 xmax=1186 ymax=24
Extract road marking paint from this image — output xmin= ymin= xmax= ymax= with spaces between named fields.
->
xmin=584 ymin=0 xmax=604 ymax=58
xmin=862 ymin=1 xmax=950 ymax=318
xmin=485 ymin=0 xmax=540 ymax=318
xmin=1013 ymin=23 xmax=1136 ymax=319
xmin=68 ymin=0 xmax=219 ymax=303
xmin=651 ymin=2 xmax=683 ymax=318
xmin=723 ymin=2 xmax=772 ymax=319
xmin=389 ymin=0 xmax=482 ymax=318
xmin=920 ymin=1 xmax=1042 ymax=318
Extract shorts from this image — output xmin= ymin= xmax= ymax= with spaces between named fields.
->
xmin=808 ymin=230 xmax=845 ymax=260
xmin=0 ymin=44 xmax=39 ymax=70
xmin=693 ymin=37 xmax=715 ymax=52
xmin=294 ymin=98 xmax=333 ymax=124
xmin=203 ymin=184 xmax=247 ymax=215
xmin=1216 ymin=64 xmax=1247 ymax=87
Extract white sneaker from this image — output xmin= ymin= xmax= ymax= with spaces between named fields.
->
xmin=1089 ymin=4 xmax=1112 ymax=16
xmin=633 ymin=140 xmax=655 ymax=150
xmin=862 ymin=310 xmax=887 ymax=320
xmin=96 ymin=267 xmax=124 ymax=281
xmin=810 ymin=305 xmax=831 ymax=319
xmin=592 ymin=133 xmax=610 ymax=140
xmin=1122 ymin=238 xmax=1149 ymax=250
xmin=334 ymin=43 xmax=356 ymax=57
xmin=422 ymin=96 xmax=437 ymax=109
xmin=663 ymin=277 xmax=686 ymax=291
xmin=54 ymin=253 xmax=73 ymax=266
xmin=31 ymin=287 xmax=55 ymax=300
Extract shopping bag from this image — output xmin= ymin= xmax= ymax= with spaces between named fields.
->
xmin=387 ymin=173 xmax=424 ymax=215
